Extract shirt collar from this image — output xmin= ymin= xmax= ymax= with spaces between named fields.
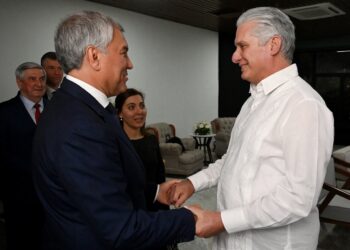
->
xmin=47 ymin=86 xmax=56 ymax=93
xmin=249 ymin=64 xmax=298 ymax=98
xmin=20 ymin=94 xmax=44 ymax=109
xmin=66 ymin=75 xmax=110 ymax=108
xmin=249 ymin=83 xmax=264 ymax=99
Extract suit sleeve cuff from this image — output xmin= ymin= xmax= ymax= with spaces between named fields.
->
xmin=153 ymin=184 xmax=160 ymax=203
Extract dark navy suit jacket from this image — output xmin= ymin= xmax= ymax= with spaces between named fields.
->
xmin=32 ymin=79 xmax=195 ymax=250
xmin=0 ymin=92 xmax=46 ymax=250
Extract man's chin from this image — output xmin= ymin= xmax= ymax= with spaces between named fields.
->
xmin=241 ymin=72 xmax=249 ymax=81
xmin=116 ymin=83 xmax=127 ymax=95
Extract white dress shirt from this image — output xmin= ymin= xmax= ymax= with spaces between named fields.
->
xmin=20 ymin=95 xmax=44 ymax=124
xmin=46 ymin=86 xmax=56 ymax=100
xmin=66 ymin=75 xmax=110 ymax=108
xmin=189 ymin=64 xmax=334 ymax=250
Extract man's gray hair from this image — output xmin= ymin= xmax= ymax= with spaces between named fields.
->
xmin=54 ymin=11 xmax=124 ymax=73
xmin=237 ymin=7 xmax=295 ymax=62
xmin=15 ymin=62 xmax=46 ymax=80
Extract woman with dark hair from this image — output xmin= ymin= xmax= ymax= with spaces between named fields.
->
xmin=115 ymin=88 xmax=177 ymax=250
xmin=115 ymin=89 xmax=166 ymax=203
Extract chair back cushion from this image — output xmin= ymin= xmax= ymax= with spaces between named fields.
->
xmin=333 ymin=146 xmax=350 ymax=162
xmin=211 ymin=117 xmax=236 ymax=135
xmin=146 ymin=123 xmax=175 ymax=143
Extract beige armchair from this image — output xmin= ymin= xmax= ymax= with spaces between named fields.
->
xmin=146 ymin=122 xmax=204 ymax=176
xmin=318 ymin=156 xmax=350 ymax=226
xmin=211 ymin=117 xmax=236 ymax=158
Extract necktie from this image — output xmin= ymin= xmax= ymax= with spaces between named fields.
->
xmin=34 ymin=103 xmax=41 ymax=124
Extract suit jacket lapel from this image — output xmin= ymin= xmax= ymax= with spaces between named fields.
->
xmin=15 ymin=93 xmax=37 ymax=127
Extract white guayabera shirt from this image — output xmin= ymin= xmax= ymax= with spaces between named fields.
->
xmin=189 ymin=64 xmax=334 ymax=250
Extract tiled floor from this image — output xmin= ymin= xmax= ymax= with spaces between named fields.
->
xmin=318 ymin=223 xmax=350 ymax=250
xmin=177 ymin=184 xmax=350 ymax=250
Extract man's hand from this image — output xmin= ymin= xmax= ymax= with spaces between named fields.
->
xmin=185 ymin=205 xmax=225 ymax=238
xmin=157 ymin=179 xmax=181 ymax=205
xmin=169 ymin=179 xmax=195 ymax=208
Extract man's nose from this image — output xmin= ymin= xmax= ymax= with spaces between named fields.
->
xmin=127 ymin=58 xmax=134 ymax=70
xmin=232 ymin=49 xmax=240 ymax=64
xmin=36 ymin=78 xmax=45 ymax=87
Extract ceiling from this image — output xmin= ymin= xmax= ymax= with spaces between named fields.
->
xmin=88 ymin=0 xmax=350 ymax=41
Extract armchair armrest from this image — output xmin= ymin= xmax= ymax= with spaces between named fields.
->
xmin=181 ymin=138 xmax=196 ymax=150
xmin=159 ymin=143 xmax=182 ymax=155
xmin=334 ymin=157 xmax=350 ymax=169
xmin=323 ymin=183 xmax=350 ymax=199
xmin=318 ymin=182 xmax=350 ymax=213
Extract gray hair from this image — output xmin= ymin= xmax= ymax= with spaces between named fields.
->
xmin=15 ymin=62 xmax=46 ymax=80
xmin=54 ymin=11 xmax=124 ymax=73
xmin=237 ymin=7 xmax=295 ymax=62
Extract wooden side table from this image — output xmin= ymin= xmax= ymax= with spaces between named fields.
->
xmin=192 ymin=134 xmax=215 ymax=165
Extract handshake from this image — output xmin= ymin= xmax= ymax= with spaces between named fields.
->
xmin=157 ymin=179 xmax=225 ymax=238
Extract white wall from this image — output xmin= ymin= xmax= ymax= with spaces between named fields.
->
xmin=0 ymin=0 xmax=218 ymax=137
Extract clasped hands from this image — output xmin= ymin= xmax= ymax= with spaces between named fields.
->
xmin=157 ymin=179 xmax=225 ymax=238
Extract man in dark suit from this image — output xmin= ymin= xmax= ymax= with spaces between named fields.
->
xmin=32 ymin=11 xmax=196 ymax=250
xmin=40 ymin=51 xmax=64 ymax=100
xmin=0 ymin=62 xmax=47 ymax=250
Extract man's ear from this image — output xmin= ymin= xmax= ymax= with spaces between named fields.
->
xmin=270 ymin=36 xmax=282 ymax=56
xmin=16 ymin=77 xmax=22 ymax=89
xmin=86 ymin=46 xmax=101 ymax=70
